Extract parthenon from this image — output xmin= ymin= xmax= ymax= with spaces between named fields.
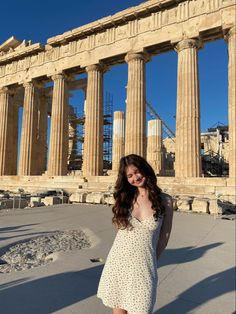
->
xmin=0 ymin=0 xmax=235 ymax=208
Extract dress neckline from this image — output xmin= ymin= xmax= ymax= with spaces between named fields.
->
xmin=132 ymin=214 xmax=154 ymax=223
xmin=129 ymin=209 xmax=155 ymax=223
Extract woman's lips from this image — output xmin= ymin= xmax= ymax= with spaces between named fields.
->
xmin=134 ymin=175 xmax=144 ymax=183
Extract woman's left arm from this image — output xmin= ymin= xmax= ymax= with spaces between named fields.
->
xmin=156 ymin=195 xmax=173 ymax=260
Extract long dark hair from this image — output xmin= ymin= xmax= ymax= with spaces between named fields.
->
xmin=112 ymin=154 xmax=165 ymax=229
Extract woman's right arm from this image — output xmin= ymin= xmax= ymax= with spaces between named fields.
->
xmin=156 ymin=194 xmax=173 ymax=260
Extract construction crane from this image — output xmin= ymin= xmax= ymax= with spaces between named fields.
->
xmin=146 ymin=101 xmax=175 ymax=142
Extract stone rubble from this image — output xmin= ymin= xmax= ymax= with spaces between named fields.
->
xmin=0 ymin=230 xmax=91 ymax=274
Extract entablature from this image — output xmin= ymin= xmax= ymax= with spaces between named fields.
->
xmin=0 ymin=0 xmax=235 ymax=88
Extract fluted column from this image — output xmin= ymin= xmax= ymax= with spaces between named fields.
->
xmin=112 ymin=111 xmax=125 ymax=171
xmin=147 ymin=119 xmax=163 ymax=175
xmin=11 ymin=99 xmax=19 ymax=175
xmin=18 ymin=81 xmax=39 ymax=176
xmin=82 ymin=64 xmax=104 ymax=176
xmin=47 ymin=73 xmax=68 ymax=176
xmin=37 ymin=92 xmax=48 ymax=174
xmin=125 ymin=51 xmax=149 ymax=157
xmin=0 ymin=87 xmax=15 ymax=175
xmin=226 ymin=26 xmax=236 ymax=178
xmin=175 ymin=39 xmax=202 ymax=177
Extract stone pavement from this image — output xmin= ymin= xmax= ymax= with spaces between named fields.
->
xmin=0 ymin=204 xmax=235 ymax=314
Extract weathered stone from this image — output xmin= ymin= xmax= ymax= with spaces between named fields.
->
xmin=41 ymin=196 xmax=61 ymax=206
xmin=192 ymin=198 xmax=210 ymax=214
xmin=69 ymin=192 xmax=87 ymax=203
xmin=104 ymin=195 xmax=115 ymax=205
xmin=0 ymin=0 xmax=235 ymax=201
xmin=86 ymin=192 xmax=103 ymax=204
xmin=30 ymin=196 xmax=41 ymax=203
xmin=177 ymin=198 xmax=192 ymax=211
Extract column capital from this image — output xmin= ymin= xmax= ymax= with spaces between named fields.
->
xmin=175 ymin=38 xmax=202 ymax=52
xmin=125 ymin=51 xmax=150 ymax=63
xmin=22 ymin=80 xmax=43 ymax=89
xmin=86 ymin=63 xmax=107 ymax=73
xmin=225 ymin=25 xmax=236 ymax=42
xmin=0 ymin=86 xmax=10 ymax=95
xmin=0 ymin=86 xmax=15 ymax=97
xmin=51 ymin=72 xmax=66 ymax=82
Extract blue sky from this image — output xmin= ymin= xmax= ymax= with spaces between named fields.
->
xmin=0 ymin=0 xmax=228 ymax=133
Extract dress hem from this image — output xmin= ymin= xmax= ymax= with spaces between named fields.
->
xmin=97 ymin=294 xmax=129 ymax=312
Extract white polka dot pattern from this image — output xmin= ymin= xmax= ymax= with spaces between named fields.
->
xmin=97 ymin=212 xmax=163 ymax=314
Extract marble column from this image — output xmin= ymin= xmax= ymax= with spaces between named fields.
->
xmin=175 ymin=39 xmax=202 ymax=177
xmin=11 ymin=99 xmax=19 ymax=175
xmin=112 ymin=111 xmax=125 ymax=171
xmin=18 ymin=81 xmax=39 ymax=176
xmin=82 ymin=64 xmax=104 ymax=176
xmin=226 ymin=26 xmax=236 ymax=178
xmin=147 ymin=119 xmax=163 ymax=175
xmin=0 ymin=87 xmax=16 ymax=175
xmin=37 ymin=92 xmax=48 ymax=174
xmin=47 ymin=73 xmax=68 ymax=176
xmin=125 ymin=51 xmax=149 ymax=157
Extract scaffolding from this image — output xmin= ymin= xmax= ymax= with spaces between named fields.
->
xmin=68 ymin=92 xmax=113 ymax=171
xmin=201 ymin=124 xmax=229 ymax=176
xmin=103 ymin=92 xmax=113 ymax=169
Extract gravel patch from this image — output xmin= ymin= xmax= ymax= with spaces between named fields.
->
xmin=0 ymin=230 xmax=91 ymax=273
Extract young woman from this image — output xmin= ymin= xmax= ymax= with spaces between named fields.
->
xmin=97 ymin=154 xmax=173 ymax=314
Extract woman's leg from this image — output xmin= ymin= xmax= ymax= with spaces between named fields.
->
xmin=113 ymin=308 xmax=127 ymax=314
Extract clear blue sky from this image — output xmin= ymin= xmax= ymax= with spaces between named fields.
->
xmin=0 ymin=0 xmax=228 ymax=133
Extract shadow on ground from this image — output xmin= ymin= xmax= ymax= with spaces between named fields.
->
xmin=0 ymin=239 xmax=232 ymax=314
xmin=158 ymin=242 xmax=223 ymax=268
xmin=0 ymin=265 xmax=103 ymax=314
xmin=153 ymin=267 xmax=235 ymax=313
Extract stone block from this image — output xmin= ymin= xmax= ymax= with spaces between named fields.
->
xmin=177 ymin=198 xmax=192 ymax=211
xmin=30 ymin=196 xmax=41 ymax=203
xmin=103 ymin=194 xmax=115 ymax=205
xmin=209 ymin=199 xmax=220 ymax=215
xmin=69 ymin=192 xmax=87 ymax=203
xmin=192 ymin=198 xmax=210 ymax=214
xmin=41 ymin=196 xmax=62 ymax=206
xmin=86 ymin=192 xmax=103 ymax=204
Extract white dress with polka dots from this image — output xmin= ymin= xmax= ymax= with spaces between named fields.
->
xmin=97 ymin=212 xmax=163 ymax=314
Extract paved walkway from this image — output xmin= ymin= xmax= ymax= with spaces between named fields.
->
xmin=0 ymin=204 xmax=235 ymax=314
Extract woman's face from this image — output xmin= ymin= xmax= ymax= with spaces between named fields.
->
xmin=126 ymin=165 xmax=146 ymax=188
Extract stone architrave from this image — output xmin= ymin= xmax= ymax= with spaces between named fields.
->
xmin=112 ymin=111 xmax=125 ymax=171
xmin=47 ymin=73 xmax=68 ymax=176
xmin=147 ymin=119 xmax=163 ymax=175
xmin=226 ymin=26 xmax=236 ymax=178
xmin=82 ymin=64 xmax=104 ymax=176
xmin=37 ymin=92 xmax=48 ymax=174
xmin=0 ymin=87 xmax=17 ymax=175
xmin=175 ymin=39 xmax=202 ymax=177
xmin=125 ymin=51 xmax=149 ymax=157
xmin=18 ymin=81 xmax=39 ymax=176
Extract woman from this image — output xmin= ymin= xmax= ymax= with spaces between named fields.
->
xmin=97 ymin=154 xmax=173 ymax=314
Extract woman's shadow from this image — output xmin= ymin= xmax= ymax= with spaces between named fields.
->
xmin=153 ymin=266 xmax=235 ymax=313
